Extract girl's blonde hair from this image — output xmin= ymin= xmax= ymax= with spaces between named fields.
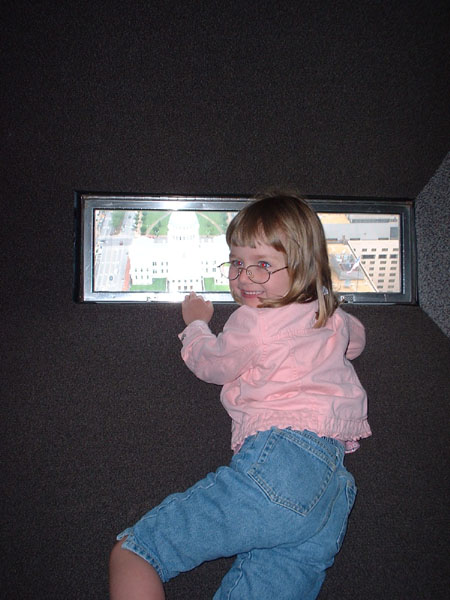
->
xmin=226 ymin=192 xmax=338 ymax=327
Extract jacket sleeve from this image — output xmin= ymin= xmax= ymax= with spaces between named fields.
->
xmin=345 ymin=312 xmax=366 ymax=359
xmin=179 ymin=307 xmax=260 ymax=385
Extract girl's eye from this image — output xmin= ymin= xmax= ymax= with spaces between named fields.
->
xmin=258 ymin=261 xmax=271 ymax=268
xmin=230 ymin=259 xmax=243 ymax=268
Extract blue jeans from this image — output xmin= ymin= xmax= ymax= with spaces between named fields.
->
xmin=117 ymin=428 xmax=356 ymax=599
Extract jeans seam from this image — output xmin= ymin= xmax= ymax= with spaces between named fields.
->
xmin=335 ymin=479 xmax=356 ymax=551
xmin=225 ymin=552 xmax=250 ymax=598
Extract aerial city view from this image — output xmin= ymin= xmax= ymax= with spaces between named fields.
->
xmin=94 ymin=209 xmax=400 ymax=297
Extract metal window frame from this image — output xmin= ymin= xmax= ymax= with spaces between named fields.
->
xmin=74 ymin=192 xmax=416 ymax=305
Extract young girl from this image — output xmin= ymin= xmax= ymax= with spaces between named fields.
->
xmin=110 ymin=193 xmax=372 ymax=599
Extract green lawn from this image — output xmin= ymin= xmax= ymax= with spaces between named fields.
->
xmin=111 ymin=211 xmax=125 ymax=233
xmin=203 ymin=277 xmax=230 ymax=291
xmin=130 ymin=278 xmax=167 ymax=291
xmin=138 ymin=210 xmax=230 ymax=237
xmin=140 ymin=211 xmax=171 ymax=236
xmin=197 ymin=212 xmax=229 ymax=235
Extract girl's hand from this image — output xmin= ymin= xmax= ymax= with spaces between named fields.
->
xmin=182 ymin=292 xmax=214 ymax=325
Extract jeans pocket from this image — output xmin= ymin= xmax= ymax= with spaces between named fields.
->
xmin=247 ymin=429 xmax=335 ymax=516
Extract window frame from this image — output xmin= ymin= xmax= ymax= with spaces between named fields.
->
xmin=74 ymin=192 xmax=416 ymax=305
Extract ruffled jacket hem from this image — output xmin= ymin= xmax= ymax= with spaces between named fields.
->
xmin=231 ymin=413 xmax=372 ymax=453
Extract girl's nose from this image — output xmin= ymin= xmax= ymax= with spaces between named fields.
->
xmin=238 ymin=267 xmax=252 ymax=282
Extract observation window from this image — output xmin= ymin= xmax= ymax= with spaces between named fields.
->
xmin=74 ymin=193 xmax=416 ymax=304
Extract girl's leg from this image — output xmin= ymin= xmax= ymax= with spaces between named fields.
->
xmin=109 ymin=537 xmax=165 ymax=600
xmin=213 ymin=545 xmax=327 ymax=600
xmin=109 ymin=430 xmax=354 ymax=599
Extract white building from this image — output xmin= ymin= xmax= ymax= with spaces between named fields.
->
xmin=128 ymin=212 xmax=228 ymax=292
xmin=348 ymin=239 xmax=400 ymax=292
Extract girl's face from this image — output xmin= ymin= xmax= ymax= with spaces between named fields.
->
xmin=228 ymin=240 xmax=290 ymax=307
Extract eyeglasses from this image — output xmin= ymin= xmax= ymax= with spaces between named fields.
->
xmin=218 ymin=262 xmax=288 ymax=284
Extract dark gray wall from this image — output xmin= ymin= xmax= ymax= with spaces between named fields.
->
xmin=3 ymin=1 xmax=449 ymax=315
xmin=2 ymin=1 xmax=449 ymax=598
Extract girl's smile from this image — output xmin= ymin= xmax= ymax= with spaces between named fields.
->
xmin=229 ymin=240 xmax=290 ymax=307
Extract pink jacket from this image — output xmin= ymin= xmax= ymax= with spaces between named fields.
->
xmin=179 ymin=301 xmax=372 ymax=452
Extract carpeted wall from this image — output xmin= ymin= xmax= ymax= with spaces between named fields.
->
xmin=2 ymin=1 xmax=449 ymax=598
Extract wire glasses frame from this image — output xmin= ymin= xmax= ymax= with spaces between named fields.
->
xmin=218 ymin=262 xmax=288 ymax=284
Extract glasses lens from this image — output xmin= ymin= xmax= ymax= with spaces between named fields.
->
xmin=220 ymin=262 xmax=238 ymax=280
xmin=247 ymin=265 xmax=270 ymax=283
xmin=219 ymin=263 xmax=271 ymax=282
